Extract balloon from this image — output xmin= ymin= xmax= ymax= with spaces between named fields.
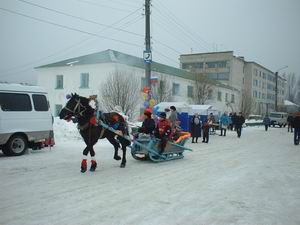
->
xmin=142 ymin=93 xmax=147 ymax=100
xmin=143 ymin=101 xmax=149 ymax=108
xmin=149 ymin=99 xmax=155 ymax=108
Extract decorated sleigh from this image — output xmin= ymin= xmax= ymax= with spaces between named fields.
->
xmin=130 ymin=134 xmax=192 ymax=162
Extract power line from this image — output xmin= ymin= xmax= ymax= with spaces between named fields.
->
xmin=152 ymin=3 xmax=211 ymax=52
xmin=0 ymin=7 xmax=143 ymax=47
xmin=155 ymin=1 xmax=212 ymax=48
xmin=0 ymin=6 xmax=145 ymax=76
xmin=17 ymin=0 xmax=144 ymax=38
xmin=75 ymin=0 xmax=134 ymax=12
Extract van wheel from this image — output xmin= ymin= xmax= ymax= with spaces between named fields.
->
xmin=5 ymin=135 xmax=28 ymax=156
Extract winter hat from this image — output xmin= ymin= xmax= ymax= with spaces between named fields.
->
xmin=170 ymin=106 xmax=176 ymax=111
xmin=144 ymin=109 xmax=152 ymax=117
xmin=160 ymin=112 xmax=167 ymax=118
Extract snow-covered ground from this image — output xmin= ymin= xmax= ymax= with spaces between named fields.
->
xmin=1 ymin=120 xmax=300 ymax=225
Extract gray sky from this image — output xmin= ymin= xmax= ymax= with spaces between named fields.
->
xmin=0 ymin=0 xmax=299 ymax=84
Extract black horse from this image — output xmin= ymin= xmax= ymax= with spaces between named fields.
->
xmin=59 ymin=93 xmax=131 ymax=172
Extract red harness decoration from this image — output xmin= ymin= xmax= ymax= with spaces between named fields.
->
xmin=90 ymin=116 xmax=97 ymax=125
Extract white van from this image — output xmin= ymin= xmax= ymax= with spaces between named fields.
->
xmin=269 ymin=111 xmax=288 ymax=127
xmin=0 ymin=83 xmax=53 ymax=156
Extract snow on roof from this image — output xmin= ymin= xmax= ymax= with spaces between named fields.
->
xmin=155 ymin=102 xmax=191 ymax=113
xmin=189 ymin=104 xmax=219 ymax=115
xmin=284 ymin=100 xmax=299 ymax=106
xmin=0 ymin=83 xmax=47 ymax=93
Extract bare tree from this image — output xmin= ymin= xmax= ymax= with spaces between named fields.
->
xmin=193 ymin=72 xmax=214 ymax=104
xmin=286 ymin=73 xmax=300 ymax=105
xmin=152 ymin=74 xmax=172 ymax=103
xmin=99 ymin=70 xmax=140 ymax=118
xmin=240 ymin=89 xmax=253 ymax=117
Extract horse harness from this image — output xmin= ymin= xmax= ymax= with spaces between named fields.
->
xmin=64 ymin=98 xmax=87 ymax=117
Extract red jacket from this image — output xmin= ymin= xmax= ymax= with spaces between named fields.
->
xmin=156 ymin=118 xmax=171 ymax=138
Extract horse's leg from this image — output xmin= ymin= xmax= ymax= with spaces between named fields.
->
xmin=106 ymin=135 xmax=121 ymax=161
xmin=120 ymin=142 xmax=127 ymax=168
xmin=81 ymin=146 xmax=89 ymax=173
xmin=89 ymin=140 xmax=98 ymax=172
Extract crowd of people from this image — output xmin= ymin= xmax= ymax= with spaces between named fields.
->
xmin=135 ymin=104 xmax=300 ymax=152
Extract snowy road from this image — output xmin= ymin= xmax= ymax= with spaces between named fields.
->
xmin=1 ymin=126 xmax=300 ymax=225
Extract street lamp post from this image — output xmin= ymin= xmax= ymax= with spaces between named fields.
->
xmin=275 ymin=66 xmax=288 ymax=111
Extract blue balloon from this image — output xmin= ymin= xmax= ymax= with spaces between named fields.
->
xmin=144 ymin=101 xmax=149 ymax=107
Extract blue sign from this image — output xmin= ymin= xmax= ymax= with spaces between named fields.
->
xmin=143 ymin=50 xmax=152 ymax=64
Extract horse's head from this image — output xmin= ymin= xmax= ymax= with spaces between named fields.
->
xmin=59 ymin=93 xmax=92 ymax=121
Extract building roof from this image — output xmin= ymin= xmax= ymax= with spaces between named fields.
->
xmin=36 ymin=49 xmax=238 ymax=91
xmin=36 ymin=49 xmax=196 ymax=80
xmin=180 ymin=51 xmax=234 ymax=57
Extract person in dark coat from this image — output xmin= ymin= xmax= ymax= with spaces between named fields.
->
xmin=287 ymin=114 xmax=294 ymax=133
xmin=202 ymin=121 xmax=210 ymax=143
xmin=291 ymin=112 xmax=300 ymax=145
xmin=231 ymin=112 xmax=237 ymax=131
xmin=138 ymin=109 xmax=155 ymax=134
xmin=235 ymin=112 xmax=245 ymax=138
xmin=190 ymin=113 xmax=202 ymax=143
xmin=263 ymin=114 xmax=271 ymax=131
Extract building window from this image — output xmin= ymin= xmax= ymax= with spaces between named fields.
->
xmin=187 ymin=85 xmax=193 ymax=98
xmin=206 ymin=61 xmax=227 ymax=68
xmin=225 ymin=93 xmax=228 ymax=102
xmin=217 ymin=91 xmax=222 ymax=101
xmin=55 ymin=104 xmax=63 ymax=117
xmin=208 ymin=89 xmax=213 ymax=100
xmin=172 ymin=83 xmax=180 ymax=96
xmin=207 ymin=73 xmax=229 ymax=80
xmin=253 ymin=90 xmax=257 ymax=98
xmin=231 ymin=94 xmax=235 ymax=103
xmin=182 ymin=62 xmax=203 ymax=69
xmin=56 ymin=75 xmax=63 ymax=89
xmin=80 ymin=73 xmax=89 ymax=88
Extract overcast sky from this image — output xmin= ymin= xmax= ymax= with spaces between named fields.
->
xmin=0 ymin=0 xmax=299 ymax=84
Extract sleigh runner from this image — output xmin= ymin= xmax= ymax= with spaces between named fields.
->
xmin=131 ymin=134 xmax=192 ymax=162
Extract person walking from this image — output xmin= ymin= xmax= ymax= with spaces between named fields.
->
xmin=202 ymin=120 xmax=210 ymax=143
xmin=287 ymin=113 xmax=294 ymax=133
xmin=168 ymin=106 xmax=178 ymax=129
xmin=263 ymin=114 xmax=271 ymax=131
xmin=219 ymin=112 xmax=229 ymax=136
xmin=231 ymin=112 xmax=237 ymax=131
xmin=291 ymin=112 xmax=300 ymax=145
xmin=190 ymin=113 xmax=202 ymax=143
xmin=235 ymin=112 xmax=245 ymax=138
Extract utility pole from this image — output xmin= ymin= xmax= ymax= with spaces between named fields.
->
xmin=275 ymin=71 xmax=278 ymax=111
xmin=144 ymin=0 xmax=151 ymax=90
xmin=274 ymin=66 xmax=288 ymax=111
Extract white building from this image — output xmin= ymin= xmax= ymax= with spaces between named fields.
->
xmin=36 ymin=49 xmax=239 ymax=118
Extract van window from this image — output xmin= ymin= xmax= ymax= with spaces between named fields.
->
xmin=32 ymin=94 xmax=48 ymax=111
xmin=0 ymin=93 xmax=32 ymax=111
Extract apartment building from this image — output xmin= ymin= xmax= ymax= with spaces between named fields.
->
xmin=179 ymin=51 xmax=286 ymax=115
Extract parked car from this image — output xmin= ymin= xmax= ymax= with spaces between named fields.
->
xmin=269 ymin=112 xmax=288 ymax=127
xmin=0 ymin=83 xmax=54 ymax=156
